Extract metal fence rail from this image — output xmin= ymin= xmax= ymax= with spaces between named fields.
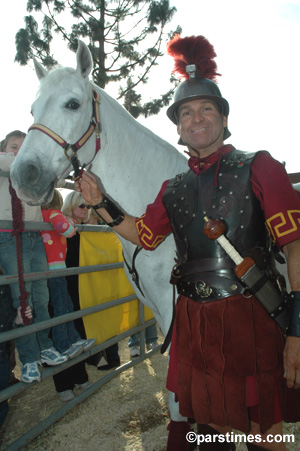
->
xmin=0 ymin=220 xmax=160 ymax=450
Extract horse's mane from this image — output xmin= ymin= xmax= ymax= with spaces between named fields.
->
xmin=96 ymin=85 xmax=182 ymax=156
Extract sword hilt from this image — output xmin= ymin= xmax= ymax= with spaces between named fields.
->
xmin=203 ymin=216 xmax=244 ymax=266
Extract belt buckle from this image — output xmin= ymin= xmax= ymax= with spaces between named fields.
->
xmin=195 ymin=280 xmax=212 ymax=298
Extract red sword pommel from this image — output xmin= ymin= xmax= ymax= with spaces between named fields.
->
xmin=203 ymin=216 xmax=226 ymax=240
xmin=203 ymin=216 xmax=255 ymax=277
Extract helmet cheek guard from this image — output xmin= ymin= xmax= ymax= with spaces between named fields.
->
xmin=167 ymin=75 xmax=231 ymax=143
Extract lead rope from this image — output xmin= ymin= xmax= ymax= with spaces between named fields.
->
xmin=8 ymin=179 xmax=30 ymax=325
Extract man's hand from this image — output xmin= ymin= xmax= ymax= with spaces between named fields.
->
xmin=75 ymin=169 xmax=141 ymax=245
xmin=284 ymin=336 xmax=300 ymax=388
xmin=74 ymin=170 xmax=103 ymax=206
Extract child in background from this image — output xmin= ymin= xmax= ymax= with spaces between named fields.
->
xmin=0 ymin=130 xmax=68 ymax=384
xmin=41 ymin=189 xmax=96 ymax=359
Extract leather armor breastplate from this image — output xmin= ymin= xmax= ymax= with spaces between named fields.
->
xmin=162 ymin=150 xmax=267 ymax=265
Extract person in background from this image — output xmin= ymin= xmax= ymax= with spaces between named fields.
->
xmin=63 ymin=191 xmax=120 ymax=370
xmin=41 ymin=189 xmax=96 ymax=360
xmin=0 ymin=130 xmax=67 ymax=384
xmin=84 ymin=208 xmax=102 ymax=226
xmin=61 ymin=191 xmax=92 ymax=336
xmin=0 ymin=286 xmax=32 ymax=429
xmin=50 ymin=191 xmax=94 ymax=401
xmin=128 ymin=322 xmax=158 ymax=358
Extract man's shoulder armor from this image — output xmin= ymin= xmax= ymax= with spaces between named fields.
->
xmin=166 ymin=169 xmax=193 ymax=188
xmin=222 ymin=149 xmax=257 ymax=166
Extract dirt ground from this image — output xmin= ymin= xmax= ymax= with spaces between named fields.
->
xmin=1 ymin=334 xmax=300 ymax=451
xmin=0 ymin=334 xmax=171 ymax=451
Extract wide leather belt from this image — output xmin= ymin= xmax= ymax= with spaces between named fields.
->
xmin=177 ymin=270 xmax=245 ymax=302
xmin=171 ymin=257 xmax=235 ymax=281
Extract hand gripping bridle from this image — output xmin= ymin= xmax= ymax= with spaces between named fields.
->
xmin=28 ymin=87 xmax=101 ymax=180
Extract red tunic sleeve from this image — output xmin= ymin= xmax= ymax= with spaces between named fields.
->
xmin=250 ymin=151 xmax=300 ymax=248
xmin=136 ymin=150 xmax=300 ymax=252
xmin=135 ymin=180 xmax=172 ymax=250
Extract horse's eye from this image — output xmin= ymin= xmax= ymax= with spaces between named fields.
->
xmin=66 ymin=100 xmax=80 ymax=110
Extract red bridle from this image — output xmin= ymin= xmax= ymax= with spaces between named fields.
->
xmin=28 ymin=87 xmax=101 ymax=180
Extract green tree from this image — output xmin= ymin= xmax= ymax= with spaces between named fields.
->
xmin=15 ymin=0 xmax=181 ymax=118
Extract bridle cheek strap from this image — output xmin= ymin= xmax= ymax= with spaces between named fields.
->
xmin=28 ymin=88 xmax=101 ymax=180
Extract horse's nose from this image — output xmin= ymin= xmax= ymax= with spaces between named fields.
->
xmin=10 ymin=154 xmax=56 ymax=204
xmin=11 ymin=159 xmax=43 ymax=192
xmin=20 ymin=161 xmax=43 ymax=187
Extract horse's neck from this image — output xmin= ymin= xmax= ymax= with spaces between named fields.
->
xmin=93 ymin=89 xmax=188 ymax=216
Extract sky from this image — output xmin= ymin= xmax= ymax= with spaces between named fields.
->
xmin=1 ymin=0 xmax=300 ymax=174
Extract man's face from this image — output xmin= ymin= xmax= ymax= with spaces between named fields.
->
xmin=5 ymin=137 xmax=25 ymax=156
xmin=177 ymin=99 xmax=227 ymax=157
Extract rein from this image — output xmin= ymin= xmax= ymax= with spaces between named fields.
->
xmin=122 ymin=246 xmax=145 ymax=297
xmin=8 ymin=179 xmax=30 ymax=325
xmin=28 ymin=87 xmax=101 ymax=180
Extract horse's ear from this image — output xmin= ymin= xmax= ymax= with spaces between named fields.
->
xmin=33 ymin=58 xmax=48 ymax=80
xmin=76 ymin=40 xmax=93 ymax=78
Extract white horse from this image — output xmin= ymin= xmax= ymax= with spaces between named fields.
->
xmin=10 ymin=41 xmax=189 ymax=426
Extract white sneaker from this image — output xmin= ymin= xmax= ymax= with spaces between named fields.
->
xmin=130 ymin=345 xmax=140 ymax=358
xmin=58 ymin=390 xmax=75 ymax=402
xmin=40 ymin=347 xmax=68 ymax=366
xmin=75 ymin=381 xmax=91 ymax=390
xmin=62 ymin=343 xmax=83 ymax=359
xmin=74 ymin=338 xmax=96 ymax=351
xmin=21 ymin=361 xmax=41 ymax=383
xmin=146 ymin=341 xmax=158 ymax=351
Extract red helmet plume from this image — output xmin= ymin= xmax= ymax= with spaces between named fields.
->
xmin=167 ymin=34 xmax=221 ymax=82
xmin=166 ymin=34 xmax=230 ymax=140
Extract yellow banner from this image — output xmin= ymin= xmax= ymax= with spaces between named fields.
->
xmin=79 ymin=230 xmax=154 ymax=344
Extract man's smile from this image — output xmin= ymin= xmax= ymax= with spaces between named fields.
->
xmin=191 ymin=127 xmax=209 ymax=133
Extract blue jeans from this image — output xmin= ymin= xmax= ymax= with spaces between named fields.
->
xmin=128 ymin=323 xmax=158 ymax=348
xmin=0 ymin=231 xmax=53 ymax=364
xmin=48 ymin=277 xmax=81 ymax=353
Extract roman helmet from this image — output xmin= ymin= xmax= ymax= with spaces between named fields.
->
xmin=166 ymin=35 xmax=231 ymax=141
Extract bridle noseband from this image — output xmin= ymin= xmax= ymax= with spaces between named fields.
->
xmin=28 ymin=87 xmax=101 ymax=180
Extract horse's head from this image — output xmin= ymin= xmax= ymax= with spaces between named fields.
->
xmin=10 ymin=41 xmax=98 ymax=205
